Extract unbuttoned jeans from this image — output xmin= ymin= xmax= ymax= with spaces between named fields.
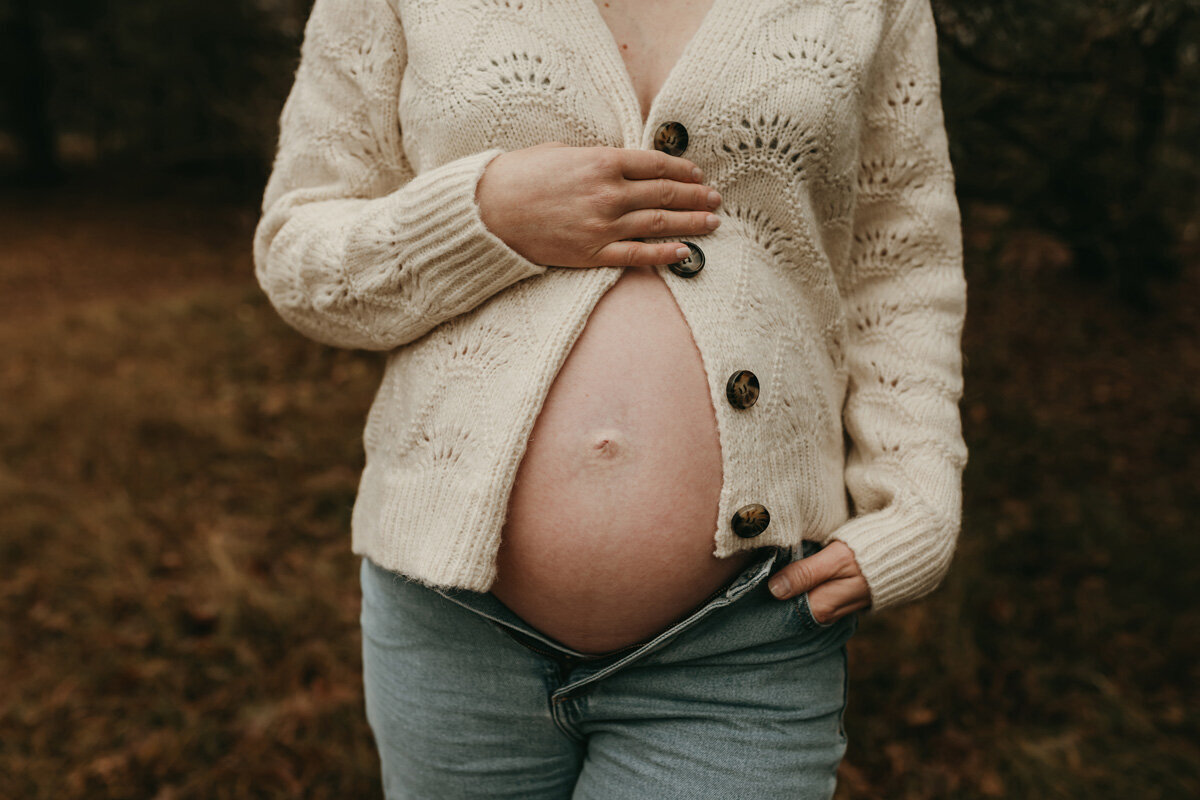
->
xmin=359 ymin=540 xmax=857 ymax=799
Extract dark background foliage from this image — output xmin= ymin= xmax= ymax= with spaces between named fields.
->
xmin=932 ymin=0 xmax=1199 ymax=301
xmin=1 ymin=1 xmax=1197 ymax=797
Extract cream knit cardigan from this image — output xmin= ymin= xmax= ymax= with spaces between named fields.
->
xmin=253 ymin=0 xmax=969 ymax=613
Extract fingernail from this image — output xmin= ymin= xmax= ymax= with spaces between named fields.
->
xmin=692 ymin=167 xmax=703 ymax=182
xmin=704 ymin=214 xmax=721 ymax=230
xmin=675 ymin=246 xmax=691 ymax=259
xmin=707 ymin=191 xmax=721 ymax=209
xmin=768 ymin=576 xmax=790 ymax=598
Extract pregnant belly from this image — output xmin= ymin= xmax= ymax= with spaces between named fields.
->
xmin=491 ymin=266 xmax=758 ymax=655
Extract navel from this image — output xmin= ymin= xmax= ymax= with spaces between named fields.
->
xmin=589 ymin=429 xmax=626 ymax=460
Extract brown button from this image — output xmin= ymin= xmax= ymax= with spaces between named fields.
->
xmin=725 ymin=370 xmax=759 ymax=409
xmin=668 ymin=242 xmax=705 ymax=278
xmin=731 ymin=504 xmax=770 ymax=538
xmin=653 ymin=121 xmax=689 ymax=157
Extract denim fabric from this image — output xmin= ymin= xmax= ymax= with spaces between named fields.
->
xmin=359 ymin=540 xmax=857 ymax=799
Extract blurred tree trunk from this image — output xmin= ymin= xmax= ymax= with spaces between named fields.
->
xmin=7 ymin=0 xmax=61 ymax=184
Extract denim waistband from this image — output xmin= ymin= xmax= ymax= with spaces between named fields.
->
xmin=431 ymin=541 xmax=817 ymax=671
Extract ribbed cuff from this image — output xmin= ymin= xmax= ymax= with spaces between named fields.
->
xmin=829 ymin=499 xmax=959 ymax=613
xmin=344 ymin=148 xmax=548 ymax=316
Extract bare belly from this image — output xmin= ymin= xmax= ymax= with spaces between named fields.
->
xmin=491 ymin=266 xmax=758 ymax=655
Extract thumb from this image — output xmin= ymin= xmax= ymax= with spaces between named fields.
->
xmin=767 ymin=548 xmax=833 ymax=599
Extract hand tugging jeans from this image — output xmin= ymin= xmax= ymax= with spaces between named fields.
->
xmin=359 ymin=539 xmax=857 ymax=800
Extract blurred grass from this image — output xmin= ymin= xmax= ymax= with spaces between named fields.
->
xmin=1 ymin=179 xmax=1197 ymax=798
xmin=0 ymin=181 xmax=386 ymax=798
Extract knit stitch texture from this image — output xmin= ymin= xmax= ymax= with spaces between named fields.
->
xmin=253 ymin=0 xmax=969 ymax=613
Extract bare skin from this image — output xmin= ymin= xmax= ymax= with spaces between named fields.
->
xmin=475 ymin=0 xmax=870 ymax=653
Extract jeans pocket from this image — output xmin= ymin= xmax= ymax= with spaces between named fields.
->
xmin=793 ymin=590 xmax=837 ymax=630
xmin=789 ymin=541 xmax=836 ymax=630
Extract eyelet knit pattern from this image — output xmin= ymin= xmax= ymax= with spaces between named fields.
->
xmin=253 ymin=0 xmax=968 ymax=613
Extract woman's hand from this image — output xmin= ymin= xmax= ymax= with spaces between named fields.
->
xmin=767 ymin=541 xmax=872 ymax=624
xmin=475 ymin=141 xmax=722 ymax=268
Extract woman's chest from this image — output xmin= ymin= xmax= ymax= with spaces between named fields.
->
xmin=592 ymin=0 xmax=715 ymax=124
xmin=395 ymin=0 xmax=886 ymax=157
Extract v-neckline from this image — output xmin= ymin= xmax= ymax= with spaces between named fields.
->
xmin=575 ymin=0 xmax=730 ymax=143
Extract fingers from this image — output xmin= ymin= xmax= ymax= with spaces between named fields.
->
xmin=768 ymin=541 xmax=861 ymax=599
xmin=587 ymin=210 xmax=716 ymax=265
xmin=590 ymin=240 xmax=697 ymax=268
xmin=806 ymin=580 xmax=872 ymax=624
xmin=618 ymin=148 xmax=704 ymax=183
xmin=767 ymin=542 xmax=872 ymax=625
xmin=769 ymin=553 xmax=830 ymax=600
xmin=580 ymin=147 xmax=720 ymax=269
xmin=611 ymin=208 xmax=721 ymax=240
xmin=617 ymin=178 xmax=722 ymax=213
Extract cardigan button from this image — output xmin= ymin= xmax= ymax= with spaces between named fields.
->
xmin=667 ymin=241 xmax=705 ymax=277
xmin=653 ymin=121 xmax=689 ymax=157
xmin=725 ymin=370 xmax=759 ymax=409
xmin=731 ymin=504 xmax=770 ymax=538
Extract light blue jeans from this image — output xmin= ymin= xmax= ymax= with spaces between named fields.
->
xmin=359 ymin=540 xmax=857 ymax=799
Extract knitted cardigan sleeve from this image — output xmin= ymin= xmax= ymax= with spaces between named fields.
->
xmin=252 ymin=0 xmax=547 ymax=351
xmin=828 ymin=0 xmax=969 ymax=613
